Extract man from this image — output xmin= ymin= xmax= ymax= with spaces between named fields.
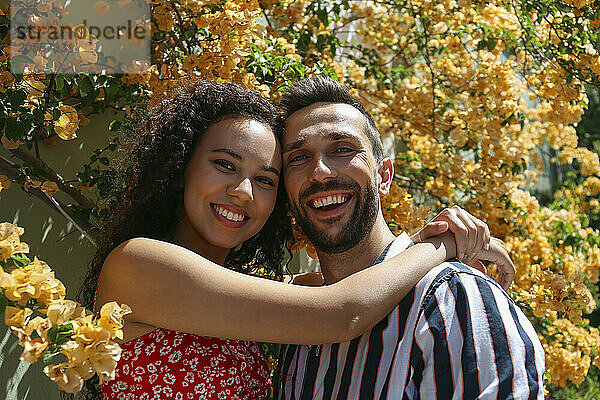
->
xmin=275 ymin=77 xmax=545 ymax=399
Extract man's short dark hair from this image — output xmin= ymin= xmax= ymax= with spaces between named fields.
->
xmin=279 ymin=76 xmax=385 ymax=162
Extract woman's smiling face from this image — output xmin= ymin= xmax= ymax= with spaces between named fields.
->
xmin=177 ymin=116 xmax=282 ymax=259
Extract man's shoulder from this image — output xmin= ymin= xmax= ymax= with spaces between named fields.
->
xmin=414 ymin=260 xmax=511 ymax=314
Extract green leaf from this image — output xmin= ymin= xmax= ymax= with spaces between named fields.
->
xmin=10 ymin=253 xmax=31 ymax=267
xmin=54 ymin=76 xmax=65 ymax=92
xmin=47 ymin=322 xmax=74 ymax=346
xmin=9 ymin=90 xmax=27 ymax=109
xmin=5 ymin=117 xmax=25 ymax=140
xmin=42 ymin=346 xmax=61 ymax=364
xmin=9 ymin=55 xmax=35 ymax=72
xmin=316 ymin=8 xmax=328 ymax=25
xmin=78 ymin=76 xmax=93 ymax=91
xmin=108 ymin=120 xmax=122 ymax=132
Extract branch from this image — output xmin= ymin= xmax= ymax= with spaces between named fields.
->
xmin=9 ymin=147 xmax=96 ymax=209
xmin=0 ymin=156 xmax=97 ymax=246
xmin=44 ymin=193 xmax=97 ymax=246
xmin=169 ymin=2 xmax=192 ymax=56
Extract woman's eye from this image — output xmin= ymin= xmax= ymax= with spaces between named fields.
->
xmin=256 ymin=177 xmax=275 ymax=186
xmin=214 ymin=160 xmax=235 ymax=171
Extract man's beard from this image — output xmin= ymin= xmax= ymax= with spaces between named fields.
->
xmin=289 ymin=179 xmax=379 ymax=254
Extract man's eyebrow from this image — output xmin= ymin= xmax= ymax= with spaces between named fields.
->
xmin=328 ymin=132 xmax=355 ymax=141
xmin=283 ymin=138 xmax=306 ymax=153
xmin=212 ymin=148 xmax=242 ymax=160
xmin=283 ymin=132 xmax=357 ymax=153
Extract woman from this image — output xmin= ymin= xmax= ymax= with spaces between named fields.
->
xmin=81 ymin=79 xmax=506 ymax=399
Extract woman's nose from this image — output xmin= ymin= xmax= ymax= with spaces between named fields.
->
xmin=227 ymin=177 xmax=254 ymax=202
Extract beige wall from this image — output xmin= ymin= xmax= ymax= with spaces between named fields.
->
xmin=0 ymin=112 xmax=115 ymax=399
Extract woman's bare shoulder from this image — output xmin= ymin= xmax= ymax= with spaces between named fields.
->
xmin=102 ymin=237 xmax=185 ymax=280
xmin=106 ymin=237 xmax=188 ymax=264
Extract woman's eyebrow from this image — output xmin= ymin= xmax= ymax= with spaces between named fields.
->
xmin=262 ymin=165 xmax=280 ymax=176
xmin=212 ymin=148 xmax=242 ymax=160
xmin=213 ymin=148 xmax=279 ymax=176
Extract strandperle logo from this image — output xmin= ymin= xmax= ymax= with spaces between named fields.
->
xmin=9 ymin=0 xmax=151 ymax=75
xmin=14 ymin=19 xmax=147 ymax=41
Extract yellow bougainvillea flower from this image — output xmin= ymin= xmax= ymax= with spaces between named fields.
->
xmin=95 ymin=1 xmax=110 ymax=16
xmin=77 ymin=111 xmax=90 ymax=126
xmin=41 ymin=181 xmax=59 ymax=197
xmin=0 ymin=70 xmax=15 ymax=93
xmin=54 ymin=105 xmax=79 ymax=140
xmin=23 ymin=77 xmax=45 ymax=99
xmin=61 ymin=340 xmax=95 ymax=380
xmin=35 ymin=1 xmax=52 ymax=14
xmin=79 ymin=47 xmax=98 ymax=64
xmin=47 ymin=300 xmax=88 ymax=326
xmin=5 ymin=306 xmax=32 ymax=328
xmin=24 ymin=179 xmax=42 ymax=192
xmin=72 ymin=316 xmax=111 ymax=347
xmin=77 ymin=33 xmax=99 ymax=64
xmin=0 ymin=222 xmax=28 ymax=261
xmin=73 ymin=24 xmax=90 ymax=41
xmin=1 ymin=135 xmax=23 ymax=150
xmin=289 ymin=213 xmax=318 ymax=259
xmin=47 ymin=300 xmax=80 ymax=326
xmin=97 ymin=302 xmax=132 ymax=340
xmin=88 ymin=342 xmax=121 ymax=383
xmin=3 ymin=257 xmax=65 ymax=305
xmin=44 ymin=363 xmax=85 ymax=394
xmin=0 ymin=174 xmax=11 ymax=192
xmin=20 ymin=337 xmax=49 ymax=363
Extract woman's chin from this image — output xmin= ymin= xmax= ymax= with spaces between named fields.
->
xmin=207 ymin=232 xmax=256 ymax=251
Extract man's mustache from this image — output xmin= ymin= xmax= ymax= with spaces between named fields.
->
xmin=298 ymin=180 xmax=359 ymax=203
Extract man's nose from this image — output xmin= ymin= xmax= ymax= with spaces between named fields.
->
xmin=310 ymin=156 xmax=336 ymax=182
xmin=227 ymin=177 xmax=254 ymax=202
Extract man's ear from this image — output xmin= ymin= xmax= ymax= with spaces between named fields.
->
xmin=377 ymin=157 xmax=393 ymax=196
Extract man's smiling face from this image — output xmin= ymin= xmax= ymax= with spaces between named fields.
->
xmin=282 ymin=102 xmax=381 ymax=253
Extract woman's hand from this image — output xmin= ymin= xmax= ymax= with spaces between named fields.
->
xmin=410 ymin=206 xmax=515 ymax=290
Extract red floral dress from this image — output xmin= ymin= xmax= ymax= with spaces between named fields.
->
xmin=102 ymin=328 xmax=270 ymax=400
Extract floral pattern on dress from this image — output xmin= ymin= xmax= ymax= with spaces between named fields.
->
xmin=102 ymin=328 xmax=270 ymax=400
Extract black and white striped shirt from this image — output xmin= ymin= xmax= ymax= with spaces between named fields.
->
xmin=275 ymin=233 xmax=545 ymax=399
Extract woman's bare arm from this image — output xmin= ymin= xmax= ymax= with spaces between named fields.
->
xmin=97 ymin=233 xmax=456 ymax=345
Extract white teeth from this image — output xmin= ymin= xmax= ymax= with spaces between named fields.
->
xmin=311 ymin=195 xmax=349 ymax=209
xmin=213 ymin=205 xmax=245 ymax=222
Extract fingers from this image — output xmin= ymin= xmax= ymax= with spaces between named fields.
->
xmin=412 ymin=221 xmax=449 ymax=242
xmin=491 ymin=238 xmax=515 ymax=291
xmin=432 ymin=207 xmax=468 ymax=259
xmin=472 ymin=237 xmax=515 ymax=291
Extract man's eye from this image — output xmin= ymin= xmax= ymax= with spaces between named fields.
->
xmin=288 ymin=154 xmax=307 ymax=163
xmin=214 ymin=160 xmax=235 ymax=171
xmin=335 ymin=147 xmax=353 ymax=153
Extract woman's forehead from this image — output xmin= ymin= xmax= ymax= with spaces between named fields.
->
xmin=203 ymin=116 xmax=281 ymax=167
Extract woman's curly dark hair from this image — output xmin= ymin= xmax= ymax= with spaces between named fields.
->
xmin=75 ymin=79 xmax=292 ymax=399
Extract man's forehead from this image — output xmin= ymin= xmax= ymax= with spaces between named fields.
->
xmin=283 ymin=102 xmax=365 ymax=145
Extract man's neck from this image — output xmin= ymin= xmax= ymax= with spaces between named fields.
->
xmin=317 ymin=214 xmax=396 ymax=284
